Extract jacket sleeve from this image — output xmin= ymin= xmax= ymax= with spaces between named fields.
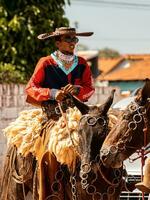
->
xmin=25 ymin=57 xmax=51 ymax=102
xmin=76 ymin=59 xmax=95 ymax=101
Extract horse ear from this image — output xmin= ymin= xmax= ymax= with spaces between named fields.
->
xmin=99 ymin=89 xmax=115 ymax=114
xmin=69 ymin=94 xmax=89 ymax=115
xmin=139 ymin=79 xmax=150 ymax=105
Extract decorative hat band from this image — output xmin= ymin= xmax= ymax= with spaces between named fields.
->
xmin=37 ymin=27 xmax=94 ymax=40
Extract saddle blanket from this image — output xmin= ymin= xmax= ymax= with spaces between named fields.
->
xmin=3 ymin=107 xmax=81 ymax=170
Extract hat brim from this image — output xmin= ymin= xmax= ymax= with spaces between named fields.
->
xmin=37 ymin=32 xmax=93 ymax=40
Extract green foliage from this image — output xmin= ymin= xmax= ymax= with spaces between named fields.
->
xmin=0 ymin=63 xmax=26 ymax=83
xmin=99 ymin=48 xmax=120 ymax=58
xmin=0 ymin=0 xmax=70 ymax=81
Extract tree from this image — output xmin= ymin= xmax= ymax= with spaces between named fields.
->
xmin=99 ymin=48 xmax=120 ymax=58
xmin=0 ymin=0 xmax=70 ymax=80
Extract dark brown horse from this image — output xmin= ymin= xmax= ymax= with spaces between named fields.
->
xmin=100 ymin=79 xmax=150 ymax=169
xmin=35 ymin=91 xmax=123 ymax=200
xmin=0 ymin=91 xmax=124 ymax=200
xmin=62 ymin=91 xmax=124 ymax=200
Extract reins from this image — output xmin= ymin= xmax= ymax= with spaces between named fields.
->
xmin=58 ymin=102 xmax=77 ymax=150
xmin=115 ymin=102 xmax=148 ymax=154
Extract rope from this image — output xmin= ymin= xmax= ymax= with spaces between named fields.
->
xmin=3 ymin=146 xmax=17 ymax=200
xmin=58 ymin=102 xmax=76 ymax=149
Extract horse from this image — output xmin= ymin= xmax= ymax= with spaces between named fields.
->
xmin=39 ymin=90 xmax=125 ymax=200
xmin=100 ymin=79 xmax=150 ymax=169
xmin=61 ymin=91 xmax=125 ymax=200
xmin=0 ymin=91 xmax=124 ymax=200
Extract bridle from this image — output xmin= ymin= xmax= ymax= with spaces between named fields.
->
xmin=79 ymin=114 xmax=107 ymax=127
xmin=73 ymin=113 xmax=123 ymax=199
xmin=101 ymin=101 xmax=149 ymax=157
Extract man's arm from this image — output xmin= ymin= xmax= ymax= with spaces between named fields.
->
xmin=26 ymin=57 xmax=52 ymax=102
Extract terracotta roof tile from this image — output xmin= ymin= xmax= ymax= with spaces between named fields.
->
xmin=98 ymin=57 xmax=123 ymax=74
xmin=124 ymin=54 xmax=150 ymax=60
xmin=98 ymin=60 xmax=150 ymax=81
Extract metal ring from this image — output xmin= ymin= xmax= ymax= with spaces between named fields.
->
xmin=70 ymin=176 xmax=76 ymax=185
xmin=87 ymin=117 xmax=97 ymax=126
xmin=72 ymin=194 xmax=77 ymax=200
xmin=81 ymin=163 xmax=91 ymax=173
xmin=114 ymin=168 xmax=122 ymax=177
xmin=71 ymin=186 xmax=76 ymax=194
xmin=112 ymin=177 xmax=120 ymax=185
xmin=86 ymin=185 xmax=96 ymax=195
xmin=133 ymin=114 xmax=142 ymax=123
xmin=82 ymin=183 xmax=89 ymax=190
xmin=100 ymin=148 xmax=109 ymax=156
xmin=55 ymin=106 xmax=61 ymax=115
xmin=55 ymin=170 xmax=64 ymax=180
xmin=107 ymin=185 xmax=115 ymax=196
xmin=80 ymin=172 xmax=88 ymax=180
xmin=51 ymin=181 xmax=61 ymax=192
xmin=128 ymin=121 xmax=137 ymax=130
xmin=138 ymin=106 xmax=146 ymax=114
xmin=128 ymin=103 xmax=138 ymax=112
xmin=81 ymin=179 xmax=88 ymax=186
xmin=97 ymin=117 xmax=106 ymax=126
xmin=109 ymin=145 xmax=118 ymax=154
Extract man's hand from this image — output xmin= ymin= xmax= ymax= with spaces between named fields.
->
xmin=55 ymin=90 xmax=67 ymax=102
xmin=62 ymin=84 xmax=79 ymax=95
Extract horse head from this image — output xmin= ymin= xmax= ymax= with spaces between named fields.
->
xmin=100 ymin=79 xmax=150 ymax=168
xmin=70 ymin=90 xmax=115 ymax=173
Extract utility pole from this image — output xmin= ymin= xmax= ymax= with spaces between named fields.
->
xmin=74 ymin=21 xmax=79 ymax=30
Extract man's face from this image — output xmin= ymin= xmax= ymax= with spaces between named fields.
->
xmin=56 ymin=34 xmax=79 ymax=55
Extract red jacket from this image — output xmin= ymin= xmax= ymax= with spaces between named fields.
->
xmin=26 ymin=55 xmax=95 ymax=104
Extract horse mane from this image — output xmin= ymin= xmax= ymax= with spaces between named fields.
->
xmin=108 ymin=108 xmax=122 ymax=129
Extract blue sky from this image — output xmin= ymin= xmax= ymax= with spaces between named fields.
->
xmin=65 ymin=1 xmax=150 ymax=54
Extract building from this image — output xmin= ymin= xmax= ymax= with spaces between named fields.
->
xmin=98 ymin=54 xmax=150 ymax=92
xmin=77 ymin=50 xmax=100 ymax=79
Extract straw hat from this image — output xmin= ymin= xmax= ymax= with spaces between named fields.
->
xmin=37 ymin=27 xmax=94 ymax=40
xmin=135 ymin=158 xmax=150 ymax=193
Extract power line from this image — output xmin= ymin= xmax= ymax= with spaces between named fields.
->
xmin=97 ymin=38 xmax=150 ymax=41
xmin=72 ymin=0 xmax=150 ymax=10
xmin=73 ymin=0 xmax=150 ymax=6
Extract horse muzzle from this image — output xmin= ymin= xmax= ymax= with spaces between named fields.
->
xmin=100 ymin=145 xmax=123 ymax=168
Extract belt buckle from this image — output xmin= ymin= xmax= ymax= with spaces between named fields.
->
xmin=55 ymin=106 xmax=61 ymax=115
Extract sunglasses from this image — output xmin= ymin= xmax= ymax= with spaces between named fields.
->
xmin=62 ymin=36 xmax=79 ymax=43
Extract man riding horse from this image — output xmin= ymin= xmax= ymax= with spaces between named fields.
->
xmin=25 ymin=26 xmax=95 ymax=199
